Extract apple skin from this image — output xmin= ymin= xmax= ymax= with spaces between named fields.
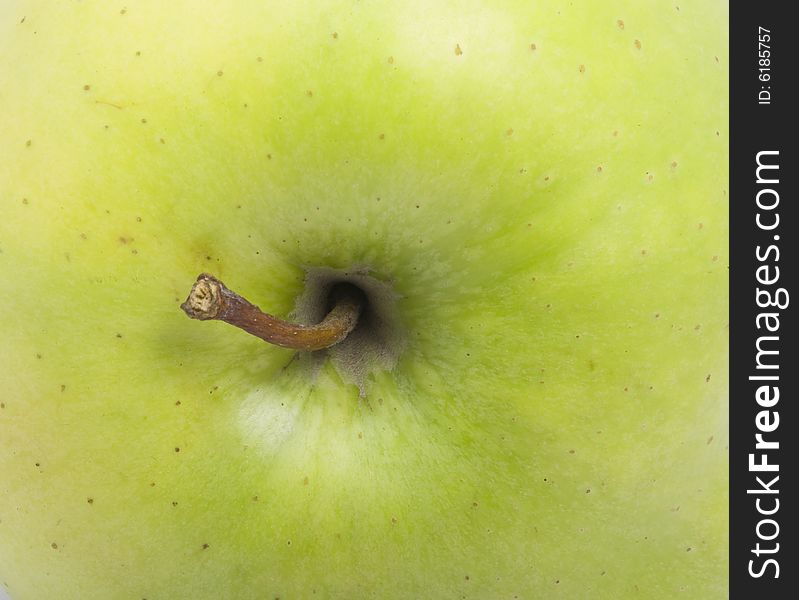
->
xmin=0 ymin=1 xmax=727 ymax=599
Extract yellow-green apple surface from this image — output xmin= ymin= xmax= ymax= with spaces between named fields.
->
xmin=0 ymin=1 xmax=728 ymax=598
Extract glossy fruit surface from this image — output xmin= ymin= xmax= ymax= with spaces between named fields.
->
xmin=0 ymin=1 xmax=728 ymax=598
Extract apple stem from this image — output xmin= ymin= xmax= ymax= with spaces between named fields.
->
xmin=180 ymin=273 xmax=364 ymax=351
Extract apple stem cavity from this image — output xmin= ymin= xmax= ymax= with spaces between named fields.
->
xmin=180 ymin=273 xmax=364 ymax=351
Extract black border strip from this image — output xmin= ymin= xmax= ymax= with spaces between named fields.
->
xmin=730 ymin=3 xmax=796 ymax=597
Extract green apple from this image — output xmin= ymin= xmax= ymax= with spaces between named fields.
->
xmin=0 ymin=1 xmax=728 ymax=599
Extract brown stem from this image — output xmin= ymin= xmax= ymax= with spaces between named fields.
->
xmin=180 ymin=273 xmax=363 ymax=351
